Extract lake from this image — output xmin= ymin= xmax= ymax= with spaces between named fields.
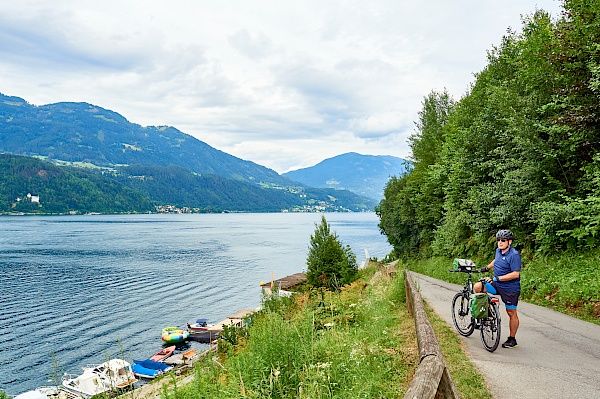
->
xmin=0 ymin=212 xmax=392 ymax=396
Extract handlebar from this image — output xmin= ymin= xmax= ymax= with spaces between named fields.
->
xmin=450 ymin=269 xmax=494 ymax=288
xmin=448 ymin=269 xmax=484 ymax=273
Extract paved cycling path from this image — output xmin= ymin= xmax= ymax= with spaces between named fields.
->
xmin=410 ymin=272 xmax=600 ymax=399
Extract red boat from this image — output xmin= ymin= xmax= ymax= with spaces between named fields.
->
xmin=149 ymin=345 xmax=176 ymax=362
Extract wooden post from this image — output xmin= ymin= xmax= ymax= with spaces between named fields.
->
xmin=404 ymin=355 xmax=444 ymax=398
xmin=404 ymin=270 xmax=460 ymax=399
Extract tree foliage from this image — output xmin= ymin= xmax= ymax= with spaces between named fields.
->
xmin=0 ymin=154 xmax=154 ymax=214
xmin=376 ymin=90 xmax=453 ymax=258
xmin=0 ymin=155 xmax=376 ymax=214
xmin=378 ymin=0 xmax=600 ymax=257
xmin=306 ymin=216 xmax=357 ymax=289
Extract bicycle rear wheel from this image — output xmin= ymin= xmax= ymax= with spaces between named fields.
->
xmin=481 ymin=301 xmax=501 ymax=352
xmin=452 ymin=292 xmax=474 ymax=336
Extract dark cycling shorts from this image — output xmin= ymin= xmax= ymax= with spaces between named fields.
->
xmin=484 ymin=282 xmax=520 ymax=310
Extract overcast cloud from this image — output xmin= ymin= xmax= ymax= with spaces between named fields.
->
xmin=0 ymin=0 xmax=562 ymax=173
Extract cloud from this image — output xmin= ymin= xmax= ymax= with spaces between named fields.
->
xmin=0 ymin=0 xmax=564 ymax=173
xmin=229 ymin=29 xmax=275 ymax=60
xmin=349 ymin=112 xmax=409 ymax=137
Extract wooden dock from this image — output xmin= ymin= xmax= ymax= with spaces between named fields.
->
xmin=260 ymin=272 xmax=306 ymax=297
xmin=115 ymin=307 xmax=259 ymax=398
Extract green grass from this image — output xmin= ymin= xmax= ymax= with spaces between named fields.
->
xmin=155 ymin=263 xmax=494 ymax=399
xmin=425 ymin=304 xmax=492 ymax=399
xmin=160 ymin=265 xmax=420 ymax=398
xmin=401 ymin=251 xmax=600 ymax=325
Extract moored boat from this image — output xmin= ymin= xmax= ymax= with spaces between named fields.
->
xmin=14 ymin=386 xmax=62 ymax=399
xmin=163 ymin=349 xmax=198 ymax=366
xmin=62 ymin=369 xmax=109 ymax=398
xmin=187 ymin=318 xmax=213 ymax=333
xmin=161 ymin=327 xmax=189 ymax=343
xmin=187 ymin=318 xmax=218 ymax=343
xmin=62 ymin=359 xmax=136 ymax=398
xmin=132 ymin=359 xmax=173 ymax=379
xmin=149 ymin=345 xmax=176 ymax=362
xmin=187 ymin=329 xmax=218 ymax=343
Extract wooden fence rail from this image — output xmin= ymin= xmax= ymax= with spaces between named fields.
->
xmin=404 ymin=270 xmax=460 ymax=399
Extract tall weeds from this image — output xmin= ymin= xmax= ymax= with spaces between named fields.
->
xmin=162 ymin=265 xmax=418 ymax=398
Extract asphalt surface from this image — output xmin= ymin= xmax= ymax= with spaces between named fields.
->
xmin=409 ymin=272 xmax=600 ymax=399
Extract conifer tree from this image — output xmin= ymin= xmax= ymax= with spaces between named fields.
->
xmin=306 ymin=215 xmax=357 ymax=289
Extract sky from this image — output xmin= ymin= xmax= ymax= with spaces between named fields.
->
xmin=0 ymin=1 xmax=563 ymax=173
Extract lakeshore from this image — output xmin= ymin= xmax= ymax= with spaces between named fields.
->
xmin=0 ymin=213 xmax=392 ymax=396
xmin=116 ymin=342 xmax=218 ymax=399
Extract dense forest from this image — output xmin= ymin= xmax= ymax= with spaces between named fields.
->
xmin=377 ymin=0 xmax=600 ymax=258
xmin=0 ymin=154 xmax=377 ymax=214
xmin=0 ymin=154 xmax=155 ymax=214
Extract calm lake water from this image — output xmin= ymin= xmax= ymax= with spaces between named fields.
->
xmin=0 ymin=212 xmax=392 ymax=395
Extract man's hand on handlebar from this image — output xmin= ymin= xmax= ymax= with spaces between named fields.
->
xmin=478 ymin=267 xmax=488 ymax=273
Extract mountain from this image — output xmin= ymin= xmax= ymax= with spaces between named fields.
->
xmin=0 ymin=93 xmax=290 ymax=186
xmin=0 ymin=154 xmax=378 ymax=213
xmin=0 ymin=93 xmax=379 ymax=213
xmin=282 ymin=152 xmax=410 ymax=201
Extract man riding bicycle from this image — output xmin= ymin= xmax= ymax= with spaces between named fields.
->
xmin=474 ymin=229 xmax=521 ymax=348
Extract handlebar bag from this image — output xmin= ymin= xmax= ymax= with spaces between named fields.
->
xmin=470 ymin=293 xmax=489 ymax=318
xmin=453 ymin=258 xmax=476 ymax=271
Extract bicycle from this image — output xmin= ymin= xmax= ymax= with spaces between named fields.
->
xmin=449 ymin=259 xmax=502 ymax=352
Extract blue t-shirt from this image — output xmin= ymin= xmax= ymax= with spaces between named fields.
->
xmin=494 ymin=246 xmax=521 ymax=292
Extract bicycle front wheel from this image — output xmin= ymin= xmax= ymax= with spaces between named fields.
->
xmin=481 ymin=301 xmax=501 ymax=352
xmin=452 ymin=292 xmax=474 ymax=337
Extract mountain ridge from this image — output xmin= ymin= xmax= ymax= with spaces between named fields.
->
xmin=0 ymin=92 xmax=385 ymax=212
xmin=0 ymin=154 xmax=378 ymax=214
xmin=283 ymin=152 xmax=410 ymax=201
xmin=0 ymin=93 xmax=290 ymax=186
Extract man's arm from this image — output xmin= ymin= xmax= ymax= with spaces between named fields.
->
xmin=479 ymin=261 xmax=494 ymax=273
xmin=496 ymin=271 xmax=520 ymax=282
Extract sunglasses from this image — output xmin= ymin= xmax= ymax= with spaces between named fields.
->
xmin=497 ymin=239 xmax=508 ymax=243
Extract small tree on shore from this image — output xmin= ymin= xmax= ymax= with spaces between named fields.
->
xmin=306 ymin=215 xmax=357 ymax=290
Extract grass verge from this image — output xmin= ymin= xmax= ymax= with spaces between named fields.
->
xmin=425 ymin=303 xmax=492 ymax=399
xmin=147 ymin=263 xmax=494 ymax=399
xmin=161 ymin=264 xmax=418 ymax=398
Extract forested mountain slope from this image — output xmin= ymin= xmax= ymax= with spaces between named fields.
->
xmin=0 ymin=93 xmax=291 ymax=186
xmin=0 ymin=154 xmax=378 ymax=213
xmin=283 ymin=152 xmax=409 ymax=201
xmin=0 ymin=154 xmax=155 ymax=214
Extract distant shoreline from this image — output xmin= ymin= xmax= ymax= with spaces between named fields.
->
xmin=0 ymin=209 xmax=375 ymax=217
